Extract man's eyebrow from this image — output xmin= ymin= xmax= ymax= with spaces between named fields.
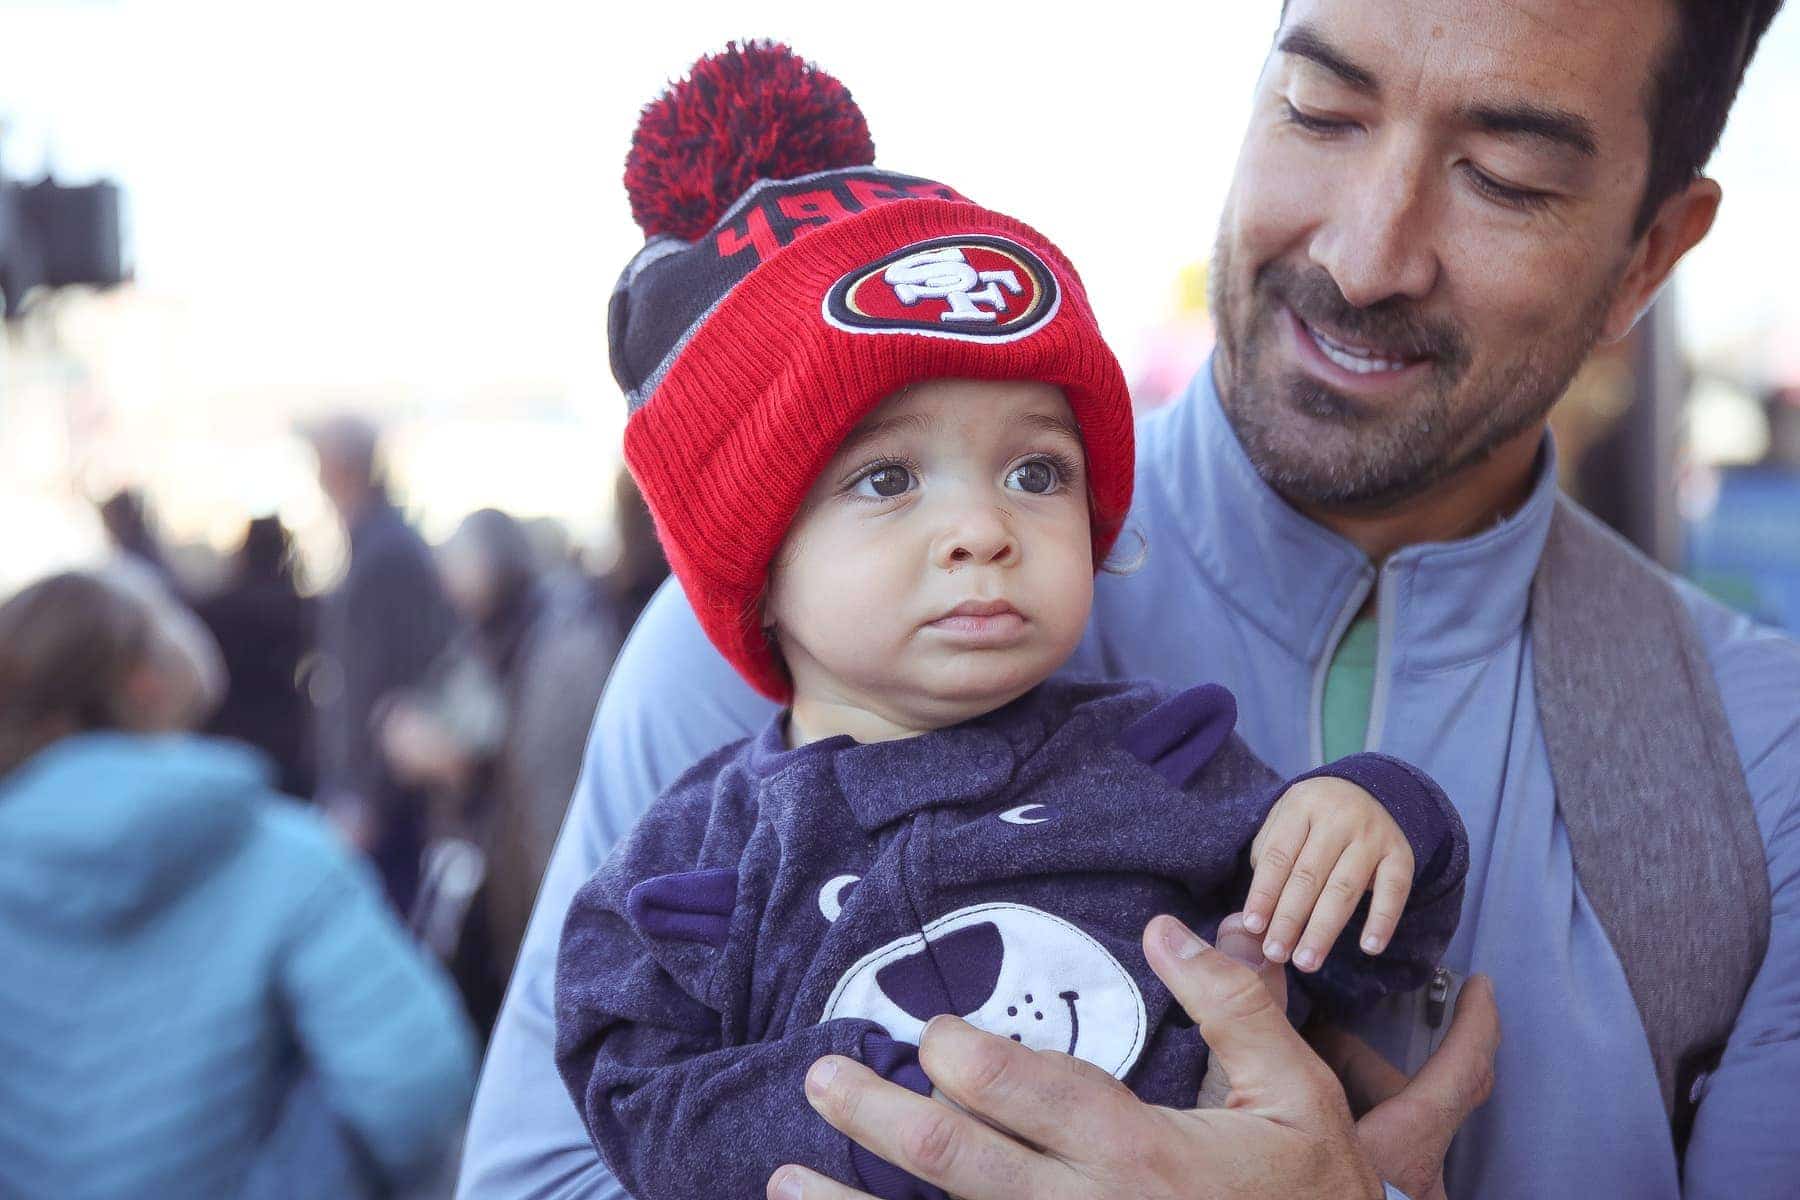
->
xmin=1278 ymin=25 xmax=1377 ymax=94
xmin=1463 ymin=100 xmax=1600 ymax=159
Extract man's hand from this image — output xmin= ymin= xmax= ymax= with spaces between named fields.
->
xmin=767 ymin=915 xmax=1387 ymax=1200
xmin=1309 ymin=980 xmax=1499 ymax=1200
xmin=378 ymin=702 xmax=473 ymax=790
xmin=1201 ymin=912 xmax=1500 ymax=1199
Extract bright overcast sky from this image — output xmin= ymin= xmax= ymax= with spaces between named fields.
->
xmin=5 ymin=0 xmax=1796 ymax=391
xmin=0 ymin=1 xmax=1796 ymax=592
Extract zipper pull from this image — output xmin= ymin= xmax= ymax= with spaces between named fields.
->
xmin=1425 ymin=966 xmax=1451 ymax=1030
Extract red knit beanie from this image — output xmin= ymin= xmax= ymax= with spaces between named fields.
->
xmin=613 ymin=41 xmax=1135 ymax=701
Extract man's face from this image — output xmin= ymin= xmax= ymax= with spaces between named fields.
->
xmin=1211 ymin=0 xmax=1674 ymax=509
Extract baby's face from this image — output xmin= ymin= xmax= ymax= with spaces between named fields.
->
xmin=766 ymin=378 xmax=1095 ymax=737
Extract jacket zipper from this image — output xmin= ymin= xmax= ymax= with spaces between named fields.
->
xmin=1415 ymin=965 xmax=1460 ymax=1065
xmin=1426 ymin=966 xmax=1451 ymax=1032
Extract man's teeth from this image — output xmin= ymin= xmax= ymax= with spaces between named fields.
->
xmin=1306 ymin=323 xmax=1409 ymax=375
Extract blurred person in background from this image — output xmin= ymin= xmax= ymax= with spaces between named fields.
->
xmin=381 ymin=508 xmax=615 ymax=1036
xmin=196 ymin=515 xmax=318 ymax=798
xmin=94 ymin=487 xmax=231 ymax=734
xmin=97 ymin=486 xmax=175 ymax=583
xmin=595 ymin=470 xmax=669 ymax=644
xmin=0 ymin=571 xmax=476 ymax=1200
xmin=305 ymin=413 xmax=459 ymax=915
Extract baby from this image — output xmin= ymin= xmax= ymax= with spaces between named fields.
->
xmin=555 ymin=42 xmax=1466 ymax=1200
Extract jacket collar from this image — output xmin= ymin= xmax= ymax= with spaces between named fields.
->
xmin=1147 ymin=361 xmax=1559 ymax=671
xmin=747 ymin=693 xmax=1047 ymax=832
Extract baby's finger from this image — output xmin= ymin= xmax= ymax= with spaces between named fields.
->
xmin=1262 ymin=829 xmax=1347 ymax=964
xmin=1244 ymin=812 xmax=1309 ymax=936
xmin=1293 ymin=848 xmax=1378 ymax=972
xmin=1359 ymin=852 xmax=1414 ymax=954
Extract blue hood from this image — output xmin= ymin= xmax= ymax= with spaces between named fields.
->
xmin=0 ymin=733 xmax=269 ymax=932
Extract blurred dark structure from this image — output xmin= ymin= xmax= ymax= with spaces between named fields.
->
xmin=1574 ymin=298 xmax=1687 ymax=567
xmin=0 ymin=152 xmax=126 ymax=318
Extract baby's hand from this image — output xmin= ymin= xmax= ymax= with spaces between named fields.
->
xmin=1243 ymin=776 xmax=1414 ymax=973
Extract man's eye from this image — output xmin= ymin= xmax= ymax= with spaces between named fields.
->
xmin=1461 ymin=165 xmax=1554 ymax=214
xmin=1283 ymin=100 xmax=1355 ymax=136
xmin=853 ymin=464 xmax=916 ymax=498
xmin=1005 ymin=459 xmax=1060 ymax=495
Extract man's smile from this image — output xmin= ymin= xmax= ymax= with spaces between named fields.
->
xmin=1282 ymin=306 xmax=1433 ymax=395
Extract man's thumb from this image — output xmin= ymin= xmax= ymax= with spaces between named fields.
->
xmin=1216 ymin=912 xmax=1289 ymax=1011
xmin=1144 ymin=915 xmax=1324 ymax=1108
xmin=1197 ymin=913 xmax=1291 ymax=1103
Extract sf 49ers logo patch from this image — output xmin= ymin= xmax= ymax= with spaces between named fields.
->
xmin=823 ymin=235 xmax=1060 ymax=343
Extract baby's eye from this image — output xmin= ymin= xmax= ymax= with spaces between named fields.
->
xmin=852 ymin=464 xmax=916 ymax=499
xmin=1005 ymin=458 xmax=1061 ymax=495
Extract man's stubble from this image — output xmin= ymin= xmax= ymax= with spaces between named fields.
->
xmin=1208 ymin=228 xmax=1624 ymax=513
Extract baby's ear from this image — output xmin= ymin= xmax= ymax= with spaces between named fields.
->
xmin=625 ymin=868 xmax=737 ymax=948
xmin=1118 ymin=684 xmax=1239 ymax=789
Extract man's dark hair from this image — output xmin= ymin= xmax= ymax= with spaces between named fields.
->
xmin=1277 ymin=1 xmax=1784 ymax=237
xmin=1636 ymin=0 xmax=1785 ymax=234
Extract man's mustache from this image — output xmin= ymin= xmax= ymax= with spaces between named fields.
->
xmin=1260 ymin=264 xmax=1470 ymax=374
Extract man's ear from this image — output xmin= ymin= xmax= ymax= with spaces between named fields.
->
xmin=1599 ymin=178 xmax=1722 ymax=344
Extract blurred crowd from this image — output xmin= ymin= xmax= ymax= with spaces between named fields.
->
xmin=0 ymin=413 xmax=667 ymax=1198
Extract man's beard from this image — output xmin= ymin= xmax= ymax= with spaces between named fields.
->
xmin=1210 ymin=240 xmax=1615 ymax=510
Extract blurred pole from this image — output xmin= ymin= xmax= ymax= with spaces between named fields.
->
xmin=1574 ymin=295 xmax=1686 ymax=569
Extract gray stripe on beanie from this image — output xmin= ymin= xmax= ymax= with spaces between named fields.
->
xmin=627 ymin=286 xmax=734 ymax=416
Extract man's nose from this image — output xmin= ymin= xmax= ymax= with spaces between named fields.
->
xmin=932 ymin=502 xmax=1019 ymax=570
xmin=1309 ymin=134 xmax=1441 ymax=308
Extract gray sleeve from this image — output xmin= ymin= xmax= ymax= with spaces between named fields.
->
xmin=455 ymin=578 xmax=777 ymax=1200
xmin=1675 ymin=598 xmax=1800 ymax=1198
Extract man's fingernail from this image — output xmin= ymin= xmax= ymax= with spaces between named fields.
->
xmin=1294 ymin=947 xmax=1320 ymax=971
xmin=773 ymin=1168 xmax=806 ymax=1200
xmin=1162 ymin=918 xmax=1205 ymax=960
xmin=807 ymin=1059 xmax=838 ymax=1093
xmin=1243 ymin=912 xmax=1266 ymax=934
xmin=1217 ymin=928 xmax=1266 ymax=968
xmin=1263 ymin=940 xmax=1287 ymax=962
xmin=1362 ymin=935 xmax=1382 ymax=953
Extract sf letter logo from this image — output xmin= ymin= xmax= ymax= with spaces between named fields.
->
xmin=883 ymin=247 xmax=1023 ymax=323
xmin=823 ymin=235 xmax=1061 ymax=343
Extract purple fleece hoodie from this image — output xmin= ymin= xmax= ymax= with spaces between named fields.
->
xmin=555 ymin=678 xmax=1467 ymax=1200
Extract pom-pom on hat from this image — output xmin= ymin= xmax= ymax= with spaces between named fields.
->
xmin=612 ymin=41 xmax=1134 ymax=701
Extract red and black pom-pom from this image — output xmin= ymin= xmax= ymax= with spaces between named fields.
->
xmin=625 ymin=40 xmax=876 ymax=241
